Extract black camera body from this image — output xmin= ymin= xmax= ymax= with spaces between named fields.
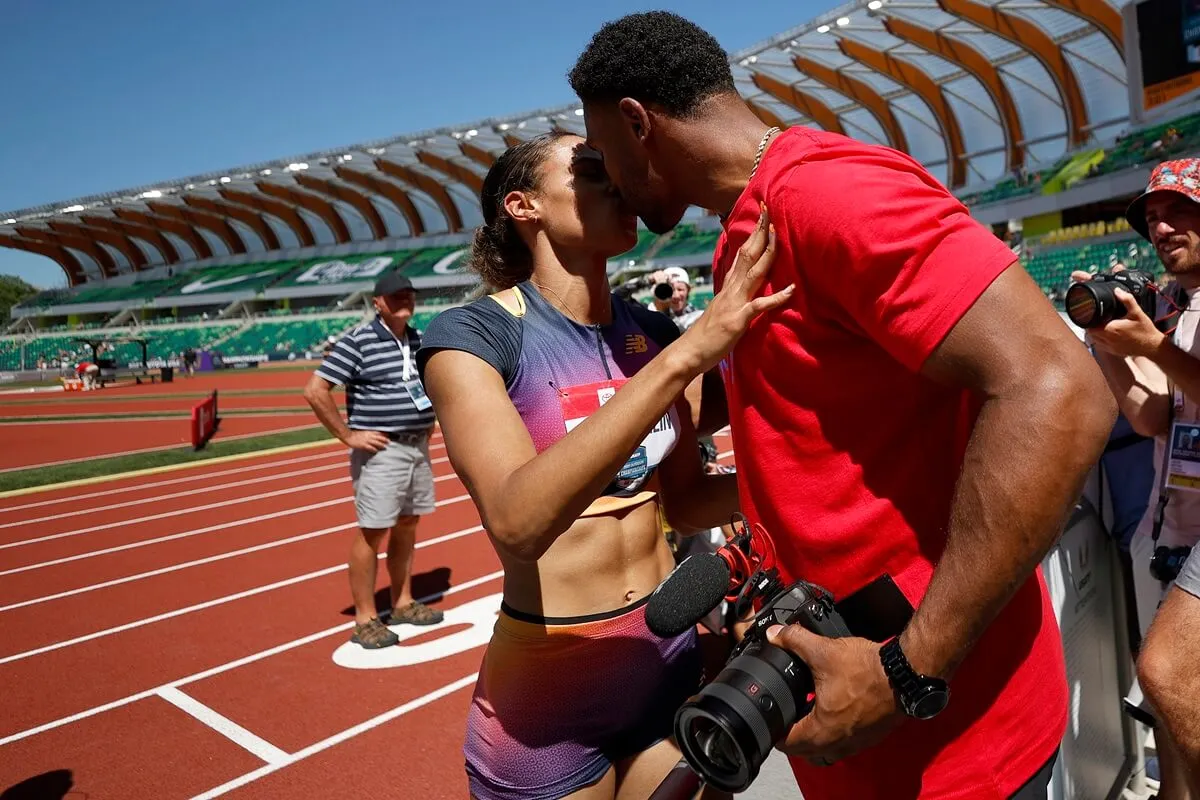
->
xmin=673 ymin=578 xmax=852 ymax=793
xmin=653 ymin=280 xmax=674 ymax=301
xmin=1150 ymin=544 xmax=1193 ymax=583
xmin=1066 ymin=269 xmax=1157 ymax=329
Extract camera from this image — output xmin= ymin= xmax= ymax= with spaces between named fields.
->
xmin=653 ymin=280 xmax=674 ymax=301
xmin=1150 ymin=544 xmax=1193 ymax=583
xmin=673 ymin=577 xmax=851 ymax=793
xmin=1065 ymin=269 xmax=1157 ymax=329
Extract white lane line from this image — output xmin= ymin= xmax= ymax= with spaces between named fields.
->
xmin=0 ymin=570 xmax=502 ymax=748
xmin=3 ymin=448 xmax=454 ymax=532
xmin=0 ymin=517 xmax=482 ymax=666
xmin=0 ymin=489 xmax=470 ymax=578
xmin=0 ymin=524 xmax=355 ymax=612
xmin=0 ymin=450 xmax=345 ymax=514
xmin=0 ymin=463 xmax=346 ymax=530
xmin=0 ymin=497 xmax=350 ymax=577
xmin=1 ymin=492 xmax=473 ymax=613
xmin=0 ymin=478 xmax=351 ymax=551
xmin=192 ymin=673 xmax=479 ymax=798
xmin=719 ymin=450 xmax=733 ymax=459
xmin=0 ymin=424 xmax=323 ymax=474
xmin=157 ymin=686 xmax=290 ymax=765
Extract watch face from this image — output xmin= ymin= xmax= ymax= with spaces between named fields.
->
xmin=911 ymin=689 xmax=949 ymax=720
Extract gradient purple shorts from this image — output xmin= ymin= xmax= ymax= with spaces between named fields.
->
xmin=463 ymin=595 xmax=702 ymax=800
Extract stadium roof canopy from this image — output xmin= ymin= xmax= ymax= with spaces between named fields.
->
xmin=2 ymin=0 xmax=1128 ymax=286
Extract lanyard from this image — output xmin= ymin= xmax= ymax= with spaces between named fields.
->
xmin=1154 ymin=303 xmax=1192 ymax=542
xmin=389 ymin=327 xmax=412 ymax=381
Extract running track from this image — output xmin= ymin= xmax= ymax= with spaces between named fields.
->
xmin=0 ymin=429 xmax=735 ymax=798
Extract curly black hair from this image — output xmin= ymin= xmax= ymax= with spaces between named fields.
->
xmin=568 ymin=11 xmax=735 ymax=118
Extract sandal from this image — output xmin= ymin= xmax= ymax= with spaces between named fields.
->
xmin=389 ymin=601 xmax=444 ymax=626
xmin=350 ymin=618 xmax=399 ymax=649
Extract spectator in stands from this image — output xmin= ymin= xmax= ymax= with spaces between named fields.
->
xmin=570 ymin=12 xmax=1116 ymax=799
xmin=303 ymin=271 xmax=443 ymax=650
xmin=1070 ymin=157 xmax=1200 ymax=798
xmin=417 ymin=131 xmax=787 ymax=800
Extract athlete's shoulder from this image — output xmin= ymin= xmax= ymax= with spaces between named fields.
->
xmin=416 ymin=291 xmax=523 ymax=385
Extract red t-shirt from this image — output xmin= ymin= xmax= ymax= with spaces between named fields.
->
xmin=712 ymin=128 xmax=1066 ymax=799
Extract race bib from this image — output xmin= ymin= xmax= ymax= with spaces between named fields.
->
xmin=560 ymin=379 xmax=678 ymax=494
xmin=404 ymin=379 xmax=433 ymax=411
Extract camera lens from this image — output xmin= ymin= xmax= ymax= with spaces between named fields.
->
xmin=1066 ymin=281 xmax=1121 ymax=328
xmin=674 ymin=641 xmax=813 ymax=792
xmin=654 ymin=281 xmax=674 ymax=301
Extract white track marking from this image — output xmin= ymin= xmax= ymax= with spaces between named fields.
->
xmin=0 ymin=497 xmax=350 ymax=577
xmin=0 ymin=570 xmax=502 ymax=747
xmin=0 ymin=450 xmax=344 ymax=514
xmin=1 ymin=517 xmax=481 ymax=613
xmin=3 ymin=447 xmax=453 ymax=531
xmin=0 ymin=492 xmax=470 ymax=577
xmin=192 ymin=673 xmax=479 ymax=798
xmin=0 ymin=524 xmax=354 ymax=612
xmin=157 ymin=687 xmax=290 ymax=765
xmin=0 ymin=424 xmax=322 ymax=474
xmin=0 ymin=463 xmax=345 ymax=529
xmin=0 ymin=478 xmax=352 ymax=551
xmin=0 ymin=518 xmax=482 ymax=666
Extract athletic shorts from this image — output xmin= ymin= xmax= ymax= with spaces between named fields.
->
xmin=463 ymin=596 xmax=702 ymax=800
xmin=349 ymin=433 xmax=435 ymax=528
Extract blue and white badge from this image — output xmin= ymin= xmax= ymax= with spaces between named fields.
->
xmin=404 ymin=379 xmax=433 ymax=411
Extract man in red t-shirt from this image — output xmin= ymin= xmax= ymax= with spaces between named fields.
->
xmin=570 ymin=12 xmax=1117 ymax=800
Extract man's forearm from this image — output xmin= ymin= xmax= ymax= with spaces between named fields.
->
xmin=1092 ymin=347 xmax=1169 ymax=436
xmin=899 ymin=377 xmax=1114 ymax=679
xmin=305 ymin=386 xmax=352 ymax=443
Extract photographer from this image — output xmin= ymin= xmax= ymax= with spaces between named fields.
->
xmin=615 ymin=267 xmax=701 ymax=332
xmin=1069 ymin=158 xmax=1200 ymax=798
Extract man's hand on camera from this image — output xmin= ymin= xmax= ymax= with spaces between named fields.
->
xmin=1069 ymin=266 xmax=1165 ymax=358
xmin=766 ymin=624 xmax=902 ymax=766
xmin=1089 ymin=290 xmax=1164 ymax=358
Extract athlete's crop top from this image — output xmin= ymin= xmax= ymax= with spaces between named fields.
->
xmin=416 ymin=280 xmax=683 ymax=516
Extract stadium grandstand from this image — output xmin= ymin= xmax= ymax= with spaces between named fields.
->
xmin=1 ymin=0 xmax=1197 ymax=381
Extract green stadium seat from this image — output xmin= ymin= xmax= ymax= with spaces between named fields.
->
xmin=655 ymin=225 xmax=721 ymax=260
xmin=215 ymin=314 xmax=364 ymax=358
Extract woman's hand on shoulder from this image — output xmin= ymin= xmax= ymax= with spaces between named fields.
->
xmin=678 ymin=203 xmax=792 ymax=374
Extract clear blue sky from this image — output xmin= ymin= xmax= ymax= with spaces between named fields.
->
xmin=0 ymin=0 xmax=825 ymax=289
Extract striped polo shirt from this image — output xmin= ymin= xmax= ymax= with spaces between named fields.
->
xmin=315 ymin=316 xmax=436 ymax=433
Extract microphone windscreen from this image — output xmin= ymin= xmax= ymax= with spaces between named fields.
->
xmin=645 ymin=552 xmax=731 ymax=637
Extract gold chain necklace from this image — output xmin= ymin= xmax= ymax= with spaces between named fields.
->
xmin=720 ymin=126 xmax=780 ymax=222
xmin=750 ymin=126 xmax=780 ymax=181
xmin=533 ymin=281 xmax=584 ymax=325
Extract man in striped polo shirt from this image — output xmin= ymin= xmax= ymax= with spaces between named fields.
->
xmin=304 ymin=271 xmax=443 ymax=649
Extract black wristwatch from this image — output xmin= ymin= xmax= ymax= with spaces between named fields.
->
xmin=880 ymin=637 xmax=950 ymax=720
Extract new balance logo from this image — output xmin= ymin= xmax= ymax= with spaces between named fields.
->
xmin=625 ymin=334 xmax=648 ymax=354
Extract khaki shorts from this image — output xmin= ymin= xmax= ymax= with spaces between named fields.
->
xmin=349 ymin=433 xmax=435 ymax=528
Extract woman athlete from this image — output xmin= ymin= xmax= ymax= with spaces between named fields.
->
xmin=416 ymin=131 xmax=790 ymax=800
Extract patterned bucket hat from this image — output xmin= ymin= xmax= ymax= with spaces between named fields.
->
xmin=1126 ymin=158 xmax=1200 ymax=241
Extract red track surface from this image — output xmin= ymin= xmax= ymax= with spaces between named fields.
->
xmin=0 ymin=367 xmax=330 ymax=470
xmin=0 ymin=415 xmax=320 ymax=470
xmin=0 ymin=367 xmax=735 ymax=798
xmin=0 ymin=396 xmax=336 ymax=418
